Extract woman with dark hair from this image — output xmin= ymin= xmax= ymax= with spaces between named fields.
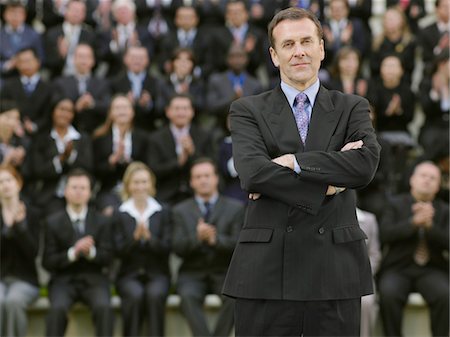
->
xmin=0 ymin=164 xmax=40 ymax=337
xmin=325 ymin=46 xmax=368 ymax=97
xmin=113 ymin=161 xmax=171 ymax=337
xmin=157 ymin=47 xmax=205 ymax=114
xmin=93 ymin=95 xmax=150 ymax=216
xmin=31 ymin=96 xmax=93 ymax=215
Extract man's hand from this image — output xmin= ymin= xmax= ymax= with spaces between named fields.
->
xmin=412 ymin=202 xmax=435 ymax=229
xmin=197 ymin=219 xmax=217 ymax=245
xmin=74 ymin=236 xmax=95 ymax=257
xmin=272 ymin=154 xmax=295 ymax=170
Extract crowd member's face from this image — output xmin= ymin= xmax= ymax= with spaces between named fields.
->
xmin=226 ymin=2 xmax=248 ymax=28
xmin=65 ymin=1 xmax=86 ymax=25
xmin=227 ymin=49 xmax=248 ymax=73
xmin=0 ymin=109 xmax=21 ymax=133
xmin=64 ymin=175 xmax=91 ymax=207
xmin=329 ymin=0 xmax=349 ymax=21
xmin=437 ymin=0 xmax=449 ymax=23
xmin=0 ymin=170 xmax=20 ymax=200
xmin=175 ymin=7 xmax=198 ymax=31
xmin=338 ymin=51 xmax=359 ymax=77
xmin=128 ymin=169 xmax=152 ymax=199
xmin=165 ymin=97 xmax=194 ymax=128
xmin=53 ymin=99 xmax=75 ymax=128
xmin=190 ymin=162 xmax=219 ymax=198
xmin=270 ymin=18 xmax=324 ymax=91
xmin=4 ymin=6 xmax=26 ymax=29
xmin=16 ymin=50 xmax=40 ymax=77
xmin=380 ymin=56 xmax=403 ymax=82
xmin=114 ymin=4 xmax=134 ymax=25
xmin=124 ymin=47 xmax=149 ymax=73
xmin=110 ymin=96 xmax=134 ymax=125
xmin=383 ymin=9 xmax=403 ymax=35
xmin=173 ymin=52 xmax=194 ymax=77
xmin=410 ymin=163 xmax=441 ymax=198
xmin=74 ymin=45 xmax=95 ymax=74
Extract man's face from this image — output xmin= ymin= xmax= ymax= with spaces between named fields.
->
xmin=64 ymin=175 xmax=91 ymax=207
xmin=124 ymin=47 xmax=149 ymax=73
xmin=270 ymin=18 xmax=324 ymax=90
xmin=74 ymin=45 xmax=95 ymax=74
xmin=114 ymin=4 xmax=134 ymax=25
xmin=190 ymin=162 xmax=219 ymax=198
xmin=16 ymin=50 xmax=40 ymax=77
xmin=329 ymin=0 xmax=349 ymax=21
xmin=65 ymin=1 xmax=86 ymax=25
xmin=165 ymin=97 xmax=194 ymax=128
xmin=4 ymin=6 xmax=26 ymax=29
xmin=226 ymin=2 xmax=248 ymax=28
xmin=175 ymin=7 xmax=198 ymax=31
xmin=410 ymin=163 xmax=441 ymax=198
xmin=380 ymin=56 xmax=403 ymax=82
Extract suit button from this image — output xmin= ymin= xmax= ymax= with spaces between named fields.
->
xmin=318 ymin=227 xmax=325 ymax=234
xmin=286 ymin=226 xmax=293 ymax=233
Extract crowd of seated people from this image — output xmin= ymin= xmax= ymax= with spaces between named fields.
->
xmin=0 ymin=0 xmax=448 ymax=336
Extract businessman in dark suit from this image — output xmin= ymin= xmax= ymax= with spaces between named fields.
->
xmin=222 ymin=8 xmax=380 ymax=336
xmin=172 ymin=158 xmax=244 ymax=337
xmin=42 ymin=168 xmax=113 ymax=337
xmin=148 ymin=94 xmax=215 ymax=205
xmin=52 ymin=44 xmax=111 ymax=133
xmin=377 ymin=161 xmax=449 ymax=337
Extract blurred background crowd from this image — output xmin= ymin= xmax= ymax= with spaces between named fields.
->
xmin=0 ymin=0 xmax=448 ymax=336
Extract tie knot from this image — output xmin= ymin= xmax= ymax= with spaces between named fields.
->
xmin=295 ymin=92 xmax=308 ymax=106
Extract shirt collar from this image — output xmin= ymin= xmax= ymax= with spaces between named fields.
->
xmin=127 ymin=71 xmax=146 ymax=81
xmin=20 ymin=74 xmax=40 ymax=86
xmin=66 ymin=205 xmax=88 ymax=222
xmin=51 ymin=125 xmax=81 ymax=141
xmin=170 ymin=123 xmax=190 ymax=137
xmin=195 ymin=193 xmax=219 ymax=208
xmin=280 ymin=79 xmax=320 ymax=108
xmin=119 ymin=197 xmax=162 ymax=222
xmin=5 ymin=24 xmax=25 ymax=34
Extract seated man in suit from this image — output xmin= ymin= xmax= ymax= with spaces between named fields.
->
xmin=148 ymin=94 xmax=215 ymax=205
xmin=42 ymin=168 xmax=113 ymax=337
xmin=378 ymin=161 xmax=449 ymax=337
xmin=1 ymin=47 xmax=52 ymax=136
xmin=53 ymin=43 xmax=111 ymax=133
xmin=172 ymin=158 xmax=244 ymax=337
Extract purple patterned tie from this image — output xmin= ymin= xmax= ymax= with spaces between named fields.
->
xmin=294 ymin=92 xmax=309 ymax=144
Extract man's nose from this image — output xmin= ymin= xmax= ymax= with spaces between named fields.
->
xmin=293 ymin=43 xmax=306 ymax=57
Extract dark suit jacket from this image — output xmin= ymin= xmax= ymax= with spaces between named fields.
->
xmin=52 ymin=75 xmax=111 ymax=133
xmin=172 ymin=196 xmax=244 ymax=274
xmin=378 ymin=194 xmax=449 ymax=274
xmin=419 ymin=23 xmax=446 ymax=67
xmin=42 ymin=208 xmax=112 ymax=285
xmin=31 ymin=130 xmax=93 ymax=207
xmin=44 ymin=24 xmax=96 ymax=78
xmin=110 ymin=72 xmax=162 ymax=130
xmin=93 ymin=128 xmax=150 ymax=192
xmin=1 ymin=76 xmax=53 ymax=133
xmin=0 ymin=204 xmax=40 ymax=286
xmin=223 ymin=85 xmax=380 ymax=301
xmin=113 ymin=205 xmax=172 ymax=279
xmin=148 ymin=124 xmax=214 ymax=204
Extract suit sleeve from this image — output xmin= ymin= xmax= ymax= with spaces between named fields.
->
xmin=42 ymin=219 xmax=72 ymax=272
xmin=295 ymin=98 xmax=380 ymax=189
xmin=171 ymin=209 xmax=202 ymax=257
xmin=230 ymin=99 xmax=327 ymax=214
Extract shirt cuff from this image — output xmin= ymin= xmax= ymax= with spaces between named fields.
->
xmin=293 ymin=158 xmax=301 ymax=174
xmin=227 ymin=158 xmax=239 ymax=177
xmin=68 ymin=247 xmax=77 ymax=262
xmin=87 ymin=246 xmax=97 ymax=260
xmin=67 ymin=149 xmax=78 ymax=165
xmin=53 ymin=156 xmax=63 ymax=174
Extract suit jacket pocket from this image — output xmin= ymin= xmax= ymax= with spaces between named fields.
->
xmin=332 ymin=225 xmax=367 ymax=244
xmin=238 ymin=228 xmax=273 ymax=243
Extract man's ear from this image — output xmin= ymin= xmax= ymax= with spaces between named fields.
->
xmin=269 ymin=47 xmax=279 ymax=68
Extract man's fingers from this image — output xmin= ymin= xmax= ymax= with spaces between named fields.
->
xmin=340 ymin=140 xmax=364 ymax=152
xmin=249 ymin=193 xmax=261 ymax=200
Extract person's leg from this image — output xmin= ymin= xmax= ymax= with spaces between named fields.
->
xmin=3 ymin=280 xmax=39 ymax=337
xmin=234 ymin=298 xmax=303 ymax=336
xmin=177 ymin=274 xmax=210 ymax=336
xmin=415 ymin=269 xmax=449 ymax=337
xmin=46 ymin=280 xmax=77 ymax=337
xmin=144 ymin=275 xmax=169 ymax=337
xmin=378 ymin=271 xmax=413 ymax=336
xmin=81 ymin=281 xmax=113 ymax=337
xmin=0 ymin=282 xmax=7 ymax=336
xmin=116 ymin=277 xmax=145 ymax=337
xmin=211 ymin=273 xmax=234 ymax=337
xmin=303 ymin=298 xmax=361 ymax=336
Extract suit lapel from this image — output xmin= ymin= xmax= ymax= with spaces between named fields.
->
xmin=304 ymin=86 xmax=340 ymax=152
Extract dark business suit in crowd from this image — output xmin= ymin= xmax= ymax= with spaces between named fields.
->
xmin=377 ymin=193 xmax=449 ymax=337
xmin=42 ymin=208 xmax=113 ymax=337
xmin=113 ymin=205 xmax=172 ymax=336
xmin=172 ymin=196 xmax=244 ymax=336
xmin=223 ymin=83 xmax=380 ymax=335
xmin=148 ymin=124 xmax=214 ymax=204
